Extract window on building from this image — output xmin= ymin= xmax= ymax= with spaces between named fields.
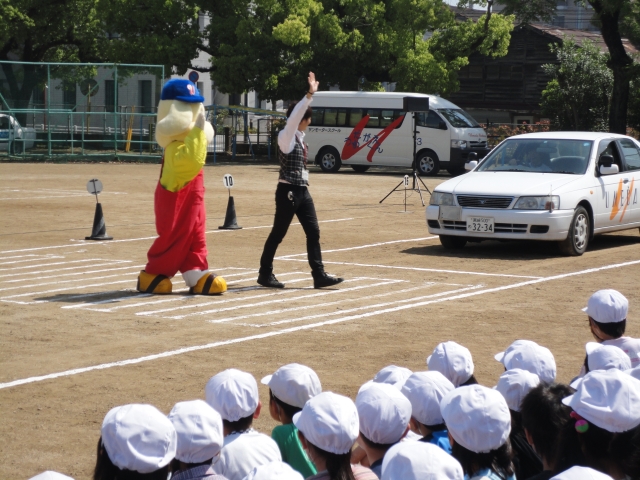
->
xmin=552 ymin=15 xmax=565 ymax=27
xmin=32 ymin=87 xmax=45 ymax=108
xmin=63 ymin=82 xmax=76 ymax=110
xmin=105 ymin=80 xmax=115 ymax=112
xmin=469 ymin=66 xmax=483 ymax=79
xmin=139 ymin=80 xmax=152 ymax=113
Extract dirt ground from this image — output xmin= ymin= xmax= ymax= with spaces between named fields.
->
xmin=1 ymin=162 xmax=639 ymax=479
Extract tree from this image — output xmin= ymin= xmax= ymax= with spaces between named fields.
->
xmin=541 ymin=39 xmax=612 ymax=131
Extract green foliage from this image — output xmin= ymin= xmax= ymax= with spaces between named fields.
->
xmin=496 ymin=0 xmax=557 ymax=24
xmin=541 ymin=39 xmax=612 ymax=131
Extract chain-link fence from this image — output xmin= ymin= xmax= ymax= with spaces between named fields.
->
xmin=0 ymin=61 xmax=164 ymax=158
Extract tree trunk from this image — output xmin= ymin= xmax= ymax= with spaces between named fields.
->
xmin=589 ymin=0 xmax=633 ymax=134
xmin=0 ymin=62 xmax=45 ymax=125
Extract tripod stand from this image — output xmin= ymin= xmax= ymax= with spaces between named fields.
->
xmin=379 ymin=112 xmax=432 ymax=206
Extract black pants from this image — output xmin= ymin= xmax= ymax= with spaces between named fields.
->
xmin=259 ymin=183 xmax=324 ymax=277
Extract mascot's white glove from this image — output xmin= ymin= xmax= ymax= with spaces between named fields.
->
xmin=195 ymin=111 xmax=206 ymax=131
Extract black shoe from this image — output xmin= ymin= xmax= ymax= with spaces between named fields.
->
xmin=257 ymin=273 xmax=284 ymax=288
xmin=313 ymin=273 xmax=344 ymax=289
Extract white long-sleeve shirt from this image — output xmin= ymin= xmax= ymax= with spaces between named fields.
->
xmin=278 ymin=95 xmax=313 ymax=154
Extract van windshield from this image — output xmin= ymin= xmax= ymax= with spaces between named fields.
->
xmin=437 ymin=109 xmax=480 ymax=128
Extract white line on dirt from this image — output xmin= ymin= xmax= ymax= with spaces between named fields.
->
xmin=0 ymin=270 xmax=146 ymax=292
xmin=275 ymin=236 xmax=438 ymax=259
xmin=0 ymin=255 xmax=64 ymax=265
xmin=0 ymin=265 xmax=145 ymax=284
xmin=279 ymin=260 xmax=543 ymax=279
xmin=0 ymin=254 xmax=55 ymax=261
xmin=0 ymin=279 xmax=135 ymax=300
xmin=210 ymin=283 xmax=437 ymax=324
xmin=2 ymin=258 xmax=638 ymax=390
xmin=0 ymin=258 xmax=129 ymax=273
xmin=0 ymin=261 xmax=131 ymax=279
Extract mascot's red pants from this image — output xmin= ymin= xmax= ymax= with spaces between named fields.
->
xmin=145 ymin=170 xmax=208 ymax=277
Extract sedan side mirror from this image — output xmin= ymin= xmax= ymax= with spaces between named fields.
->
xmin=599 ymin=154 xmax=614 ymax=167
xmin=600 ymin=164 xmax=619 ymax=175
xmin=465 ymin=160 xmax=478 ymax=171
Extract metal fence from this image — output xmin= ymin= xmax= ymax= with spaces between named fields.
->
xmin=0 ymin=61 xmax=164 ymax=158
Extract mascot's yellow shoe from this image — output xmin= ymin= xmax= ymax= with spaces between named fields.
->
xmin=190 ymin=273 xmax=227 ymax=295
xmin=137 ymin=270 xmax=173 ymax=294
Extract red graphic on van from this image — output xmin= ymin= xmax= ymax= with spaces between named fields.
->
xmin=342 ymin=114 xmax=405 ymax=162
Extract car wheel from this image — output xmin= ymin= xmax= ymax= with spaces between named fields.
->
xmin=416 ymin=150 xmax=440 ymax=176
xmin=351 ymin=165 xmax=370 ymax=173
xmin=439 ymin=235 xmax=467 ymax=249
xmin=318 ymin=147 xmax=342 ymax=173
xmin=559 ymin=206 xmax=590 ymax=256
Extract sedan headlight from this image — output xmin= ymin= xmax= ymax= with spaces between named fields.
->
xmin=451 ymin=140 xmax=468 ymax=149
xmin=429 ymin=192 xmax=454 ymax=206
xmin=514 ymin=195 xmax=560 ymax=210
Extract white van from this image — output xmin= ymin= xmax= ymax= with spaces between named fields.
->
xmin=306 ymin=91 xmax=490 ymax=175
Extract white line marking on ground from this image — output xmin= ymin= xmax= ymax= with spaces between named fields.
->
xmin=0 ymin=269 xmax=145 ymax=292
xmin=275 ymin=236 xmax=438 ymax=259
xmin=0 ymin=261 xmax=130 ymax=279
xmin=210 ymin=283 xmax=436 ymax=324
xmin=3 ymin=259 xmax=638 ymax=389
xmin=0 ymin=255 xmax=64 ymax=265
xmin=0 ymin=279 xmax=135 ymax=300
xmin=0 ymin=265 xmax=145 ymax=284
xmin=0 ymin=254 xmax=56 ymax=261
xmin=0 ymin=258 xmax=129 ymax=273
xmin=280 ymin=260 xmax=543 ymax=279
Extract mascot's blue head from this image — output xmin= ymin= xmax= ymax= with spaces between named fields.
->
xmin=161 ymin=79 xmax=204 ymax=103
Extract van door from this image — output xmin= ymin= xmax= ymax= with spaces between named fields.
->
xmin=594 ymin=139 xmax=632 ymax=229
xmin=416 ymin=110 xmax=449 ymax=166
xmin=617 ymin=138 xmax=640 ymax=225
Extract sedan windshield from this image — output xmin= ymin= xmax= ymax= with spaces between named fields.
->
xmin=437 ymin=109 xmax=480 ymax=128
xmin=477 ymin=139 xmax=593 ymax=174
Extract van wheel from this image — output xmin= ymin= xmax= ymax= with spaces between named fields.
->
xmin=351 ymin=165 xmax=370 ymax=173
xmin=318 ymin=147 xmax=342 ymax=173
xmin=559 ymin=206 xmax=589 ymax=256
xmin=440 ymin=235 xmax=467 ymax=249
xmin=416 ymin=150 xmax=440 ymax=176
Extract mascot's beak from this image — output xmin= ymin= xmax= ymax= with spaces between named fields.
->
xmin=156 ymin=100 xmax=196 ymax=137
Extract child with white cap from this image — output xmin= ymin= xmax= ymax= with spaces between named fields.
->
xmin=427 ymin=341 xmax=477 ymax=387
xmin=380 ymin=442 xmax=464 ymax=480
xmin=261 ymin=363 xmax=321 ymax=478
xmin=29 ymin=473 xmax=74 ymax=480
xmin=293 ymin=391 xmax=377 ymax=480
xmin=242 ymin=461 xmax=304 ymax=480
xmin=582 ymin=289 xmax=640 ymax=369
xmin=205 ymin=369 xmax=281 ymax=480
xmin=93 ymin=404 xmax=177 ymax=480
xmin=168 ymin=399 xmax=228 ymax=480
xmin=520 ymin=383 xmax=585 ymax=480
xmin=495 ymin=369 xmax=543 ymax=479
xmin=355 ymin=382 xmax=412 ymax=477
xmin=400 ymin=371 xmax=454 ymax=453
xmin=562 ymin=369 xmax=640 ymax=479
xmin=494 ymin=339 xmax=557 ymax=383
xmin=440 ymin=385 xmax=515 ymax=480
xmin=577 ymin=342 xmax=631 ymax=379
xmin=372 ymin=365 xmax=413 ymax=390
xmin=550 ymin=466 xmax=613 ymax=480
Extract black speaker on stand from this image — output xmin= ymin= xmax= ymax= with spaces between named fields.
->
xmin=379 ymin=97 xmax=432 ymax=206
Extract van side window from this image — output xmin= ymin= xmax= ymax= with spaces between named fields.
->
xmin=415 ymin=110 xmax=443 ymax=129
xmin=324 ymin=108 xmax=338 ymax=126
xmin=618 ymin=139 xmax=640 ymax=171
xmin=366 ymin=109 xmax=381 ymax=128
xmin=349 ymin=109 xmax=364 ymax=127
xmin=0 ymin=117 xmax=10 ymax=129
xmin=311 ymin=108 xmax=324 ymax=126
xmin=380 ymin=110 xmax=394 ymax=127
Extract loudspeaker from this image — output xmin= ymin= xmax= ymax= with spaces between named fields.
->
xmin=403 ymin=97 xmax=429 ymax=112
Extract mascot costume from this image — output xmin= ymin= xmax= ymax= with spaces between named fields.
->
xmin=136 ymin=79 xmax=227 ymax=295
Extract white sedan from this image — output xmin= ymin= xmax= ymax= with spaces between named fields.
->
xmin=426 ymin=132 xmax=640 ymax=255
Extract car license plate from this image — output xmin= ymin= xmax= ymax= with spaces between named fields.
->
xmin=466 ymin=216 xmax=494 ymax=233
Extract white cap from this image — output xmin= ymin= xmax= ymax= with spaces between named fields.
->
xmin=168 ymin=399 xmax=224 ymax=464
xmin=401 ymin=371 xmax=454 ymax=426
xmin=626 ymin=365 xmax=640 ymax=381
xmin=373 ymin=365 xmax=413 ymax=389
xmin=101 ymin=404 xmax=177 ymax=474
xmin=261 ymin=363 xmax=322 ymax=408
xmin=427 ymin=341 xmax=474 ymax=387
xmin=495 ymin=369 xmax=540 ymax=412
xmin=562 ymin=369 xmax=640 ymax=433
xmin=494 ymin=340 xmax=557 ymax=383
xmin=293 ymin=391 xmax=359 ymax=454
xmin=242 ymin=461 xmax=305 ymax=480
xmin=381 ymin=441 xmax=464 ymax=480
xmin=29 ymin=473 xmax=74 ymax=480
xmin=585 ymin=342 xmax=631 ymax=372
xmin=205 ymin=369 xmax=259 ymax=421
xmin=551 ymin=466 xmax=614 ymax=480
xmin=440 ymin=385 xmax=511 ymax=453
xmin=356 ymin=382 xmax=412 ymax=444
xmin=583 ymin=289 xmax=628 ymax=323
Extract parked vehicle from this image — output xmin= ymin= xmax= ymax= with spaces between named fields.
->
xmin=306 ymin=91 xmax=490 ymax=175
xmin=0 ymin=114 xmax=36 ymax=153
xmin=426 ymin=132 xmax=640 ymax=255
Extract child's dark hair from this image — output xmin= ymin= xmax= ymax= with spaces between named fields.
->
xmin=269 ymin=389 xmax=302 ymax=419
xmin=358 ymin=432 xmax=396 ymax=451
xmin=223 ymin=414 xmax=254 ymax=433
xmin=286 ymin=101 xmax=313 ymax=121
xmin=451 ymin=440 xmax=515 ymax=480
xmin=307 ymin=441 xmax=355 ymax=480
xmin=520 ymin=383 xmax=575 ymax=467
xmin=459 ymin=374 xmax=479 ymax=386
xmin=94 ymin=436 xmax=170 ymax=480
xmin=591 ymin=317 xmax=626 ymax=338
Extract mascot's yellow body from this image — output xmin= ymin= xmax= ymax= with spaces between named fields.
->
xmin=136 ymin=79 xmax=226 ymax=295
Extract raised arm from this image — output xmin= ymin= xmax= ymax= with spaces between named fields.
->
xmin=278 ymin=72 xmax=319 ymax=154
